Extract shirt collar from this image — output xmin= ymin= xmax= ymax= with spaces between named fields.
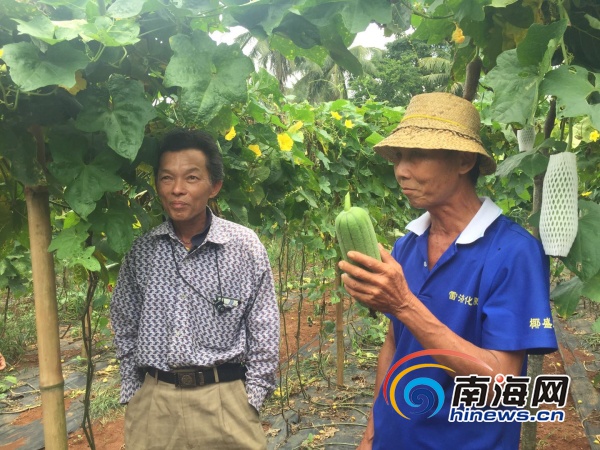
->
xmin=405 ymin=197 xmax=502 ymax=244
xmin=146 ymin=208 xmax=233 ymax=245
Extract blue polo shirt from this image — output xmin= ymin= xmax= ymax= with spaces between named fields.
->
xmin=372 ymin=198 xmax=558 ymax=450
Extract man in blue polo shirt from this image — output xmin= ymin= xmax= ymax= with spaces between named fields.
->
xmin=339 ymin=93 xmax=558 ymax=449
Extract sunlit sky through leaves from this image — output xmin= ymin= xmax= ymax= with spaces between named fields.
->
xmin=211 ymin=23 xmax=393 ymax=50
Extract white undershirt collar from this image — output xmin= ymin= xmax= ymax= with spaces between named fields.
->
xmin=405 ymin=197 xmax=502 ymax=244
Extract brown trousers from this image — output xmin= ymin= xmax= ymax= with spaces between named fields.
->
xmin=125 ymin=373 xmax=267 ymax=450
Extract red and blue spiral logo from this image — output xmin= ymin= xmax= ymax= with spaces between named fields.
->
xmin=383 ymin=349 xmax=492 ymax=419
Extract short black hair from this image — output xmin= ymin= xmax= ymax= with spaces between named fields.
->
xmin=156 ymin=129 xmax=224 ymax=184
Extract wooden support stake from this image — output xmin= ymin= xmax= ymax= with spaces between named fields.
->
xmin=335 ymin=266 xmax=344 ymax=387
xmin=26 ymin=185 xmax=67 ymax=450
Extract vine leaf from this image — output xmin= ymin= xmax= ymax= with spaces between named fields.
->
xmin=338 ymin=0 xmax=392 ymax=33
xmin=14 ymin=15 xmax=64 ymax=44
xmin=484 ymin=20 xmax=567 ymax=125
xmin=319 ymin=23 xmax=362 ymax=76
xmin=76 ymin=75 xmax=156 ymax=161
xmin=540 ymin=65 xmax=600 ymax=130
xmin=411 ymin=2 xmax=454 ymax=45
xmin=164 ymin=31 xmax=254 ymax=124
xmin=226 ymin=0 xmax=294 ymax=35
xmin=48 ymin=133 xmax=124 ymax=219
xmin=495 ymin=150 xmax=548 ymax=178
xmin=583 ymin=272 xmax=600 ymax=303
xmin=562 ymin=200 xmax=600 ymax=282
xmin=2 ymin=41 xmax=88 ymax=92
xmin=89 ymin=195 xmax=136 ymax=256
xmin=448 ymin=0 xmax=486 ymax=22
xmin=0 ymin=127 xmax=44 ymax=186
xmin=80 ymin=17 xmax=140 ymax=47
xmin=107 ymin=0 xmax=146 ymax=19
xmin=13 ymin=15 xmax=84 ymax=44
xmin=551 ymin=276 xmax=583 ymax=317
xmin=48 ymin=222 xmax=101 ymax=272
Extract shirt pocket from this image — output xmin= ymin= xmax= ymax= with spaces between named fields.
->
xmin=190 ymin=295 xmax=248 ymax=351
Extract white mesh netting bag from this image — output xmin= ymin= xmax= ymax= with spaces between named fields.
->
xmin=539 ymin=152 xmax=579 ymax=257
xmin=517 ymin=125 xmax=535 ymax=152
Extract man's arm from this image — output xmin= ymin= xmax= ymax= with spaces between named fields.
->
xmin=358 ymin=324 xmax=395 ymax=450
xmin=110 ymin=251 xmax=144 ymax=404
xmin=339 ymin=246 xmax=525 ymax=380
xmin=243 ymin=243 xmax=280 ymax=412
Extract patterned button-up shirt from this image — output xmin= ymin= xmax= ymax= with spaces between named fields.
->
xmin=110 ymin=214 xmax=279 ymax=411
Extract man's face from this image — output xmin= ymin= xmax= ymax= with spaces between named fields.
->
xmin=156 ymin=149 xmax=222 ymax=228
xmin=391 ymin=148 xmax=466 ymax=210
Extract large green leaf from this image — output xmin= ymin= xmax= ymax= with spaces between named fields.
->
xmin=551 ymin=276 xmax=583 ymax=317
xmin=412 ymin=16 xmax=455 ymax=45
xmin=225 ymin=0 xmax=294 ymax=34
xmin=540 ymin=65 xmax=600 ymax=130
xmin=447 ymin=0 xmax=486 ymax=22
xmin=294 ymin=4 xmax=366 ymax=74
xmin=562 ymin=200 xmax=600 ymax=282
xmin=46 ymin=129 xmax=88 ymax=184
xmin=88 ymin=195 xmax=136 ymax=256
xmin=80 ymin=16 xmax=140 ymax=46
xmin=14 ymin=15 xmax=84 ymax=43
xmin=319 ymin=23 xmax=362 ymax=76
xmin=48 ymin=133 xmax=124 ymax=218
xmin=490 ymin=0 xmax=519 ymax=6
xmin=107 ymin=0 xmax=147 ymax=18
xmin=273 ymin=13 xmax=322 ymax=49
xmin=2 ymin=41 xmax=88 ymax=92
xmin=14 ymin=15 xmax=62 ymax=44
xmin=296 ymin=0 xmax=390 ymax=36
xmin=582 ymin=272 xmax=600 ymax=303
xmin=270 ymin=32 xmax=328 ymax=65
xmin=517 ymin=21 xmax=567 ymax=67
xmin=164 ymin=31 xmax=254 ymax=124
xmin=483 ymin=50 xmax=539 ymax=125
xmin=0 ymin=127 xmax=44 ymax=186
xmin=484 ymin=20 xmax=567 ymax=125
xmin=76 ymin=75 xmax=156 ymax=161
xmin=338 ymin=0 xmax=392 ymax=32
xmin=495 ymin=150 xmax=548 ymax=178
xmin=48 ymin=222 xmax=100 ymax=272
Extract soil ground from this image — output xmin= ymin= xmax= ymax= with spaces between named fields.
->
xmin=0 ymin=297 xmax=595 ymax=450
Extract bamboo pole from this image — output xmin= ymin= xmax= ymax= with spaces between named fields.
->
xmin=335 ymin=267 xmax=344 ymax=386
xmin=26 ymin=125 xmax=67 ymax=450
xmin=25 ymin=185 xmax=67 ymax=450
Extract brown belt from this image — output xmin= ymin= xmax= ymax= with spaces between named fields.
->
xmin=146 ymin=363 xmax=246 ymax=388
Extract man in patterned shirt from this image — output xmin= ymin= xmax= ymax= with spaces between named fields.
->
xmin=111 ymin=129 xmax=279 ymax=449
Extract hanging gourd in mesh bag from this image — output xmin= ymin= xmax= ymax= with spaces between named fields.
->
xmin=539 ymin=152 xmax=579 ymax=257
xmin=517 ymin=125 xmax=536 ymax=152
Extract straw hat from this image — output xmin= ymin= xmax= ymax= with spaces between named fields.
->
xmin=373 ymin=92 xmax=496 ymax=175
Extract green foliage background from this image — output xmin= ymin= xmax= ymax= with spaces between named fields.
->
xmin=0 ymin=0 xmax=599 ymax=350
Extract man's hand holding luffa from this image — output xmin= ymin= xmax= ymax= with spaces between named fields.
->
xmin=339 ymin=244 xmax=416 ymax=317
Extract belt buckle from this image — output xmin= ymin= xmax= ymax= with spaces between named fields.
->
xmin=177 ymin=371 xmax=204 ymax=387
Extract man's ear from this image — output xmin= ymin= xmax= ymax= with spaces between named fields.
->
xmin=210 ymin=180 xmax=223 ymax=198
xmin=458 ymin=152 xmax=478 ymax=175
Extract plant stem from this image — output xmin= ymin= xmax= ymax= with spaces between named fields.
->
xmin=558 ymin=0 xmax=570 ymax=64
xmin=2 ymin=287 xmax=9 ymax=338
xmin=567 ymin=117 xmax=574 ymax=152
xmin=81 ymin=269 xmax=99 ymax=450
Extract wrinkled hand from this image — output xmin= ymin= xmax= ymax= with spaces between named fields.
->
xmin=339 ymin=244 xmax=414 ymax=316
